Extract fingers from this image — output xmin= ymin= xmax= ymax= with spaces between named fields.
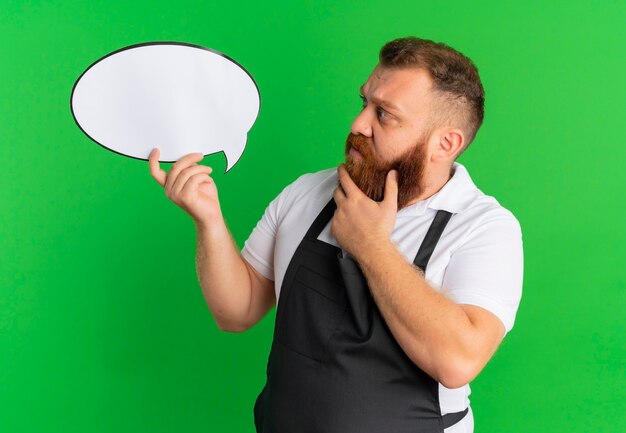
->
xmin=337 ymin=164 xmax=359 ymax=197
xmin=180 ymin=172 xmax=215 ymax=198
xmin=170 ymin=164 xmax=214 ymax=197
xmin=333 ymin=184 xmax=346 ymax=205
xmin=383 ymin=170 xmax=398 ymax=210
xmin=149 ymin=148 xmax=167 ymax=186
xmin=164 ymin=152 xmax=204 ymax=192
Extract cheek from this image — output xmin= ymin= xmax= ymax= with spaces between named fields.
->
xmin=374 ymin=135 xmax=410 ymax=162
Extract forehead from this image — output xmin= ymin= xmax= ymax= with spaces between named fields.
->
xmin=361 ymin=65 xmax=435 ymax=112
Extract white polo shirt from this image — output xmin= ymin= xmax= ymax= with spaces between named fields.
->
xmin=242 ymin=162 xmax=524 ymax=429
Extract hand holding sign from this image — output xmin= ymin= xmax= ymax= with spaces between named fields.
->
xmin=71 ymin=42 xmax=260 ymax=172
xmin=149 ymin=149 xmax=223 ymax=227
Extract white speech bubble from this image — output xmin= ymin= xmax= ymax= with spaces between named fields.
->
xmin=70 ymin=42 xmax=260 ymax=172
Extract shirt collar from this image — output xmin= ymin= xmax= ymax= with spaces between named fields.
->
xmin=397 ymin=162 xmax=480 ymax=217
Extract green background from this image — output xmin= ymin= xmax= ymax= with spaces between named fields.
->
xmin=1 ymin=0 xmax=624 ymax=431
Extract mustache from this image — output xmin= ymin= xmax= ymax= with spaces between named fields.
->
xmin=346 ymin=133 xmax=371 ymax=154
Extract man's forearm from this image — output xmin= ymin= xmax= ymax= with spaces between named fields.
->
xmin=356 ymin=240 xmax=501 ymax=388
xmin=194 ymin=218 xmax=253 ymax=332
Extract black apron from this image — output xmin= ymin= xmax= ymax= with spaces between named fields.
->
xmin=254 ymin=199 xmax=467 ymax=433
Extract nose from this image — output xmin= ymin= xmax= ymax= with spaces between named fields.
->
xmin=350 ymin=107 xmax=373 ymax=137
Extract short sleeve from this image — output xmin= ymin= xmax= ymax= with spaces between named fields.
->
xmin=241 ymin=199 xmax=279 ymax=281
xmin=241 ymin=174 xmax=306 ymax=281
xmin=441 ymin=211 xmax=524 ymax=333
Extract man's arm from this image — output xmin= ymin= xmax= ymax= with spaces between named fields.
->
xmin=195 ymin=221 xmax=275 ymax=332
xmin=332 ymin=165 xmax=506 ymax=389
xmin=356 ymin=240 xmax=504 ymax=388
xmin=149 ymin=149 xmax=275 ymax=333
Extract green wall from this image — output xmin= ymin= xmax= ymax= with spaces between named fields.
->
xmin=1 ymin=1 xmax=624 ymax=431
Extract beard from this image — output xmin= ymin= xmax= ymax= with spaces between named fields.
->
xmin=344 ymin=133 xmax=427 ymax=210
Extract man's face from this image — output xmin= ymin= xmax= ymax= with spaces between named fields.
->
xmin=344 ymin=66 xmax=436 ymax=209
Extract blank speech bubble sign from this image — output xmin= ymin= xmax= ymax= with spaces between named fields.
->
xmin=70 ymin=42 xmax=260 ymax=172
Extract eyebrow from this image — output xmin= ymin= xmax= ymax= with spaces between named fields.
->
xmin=359 ymin=85 xmax=402 ymax=113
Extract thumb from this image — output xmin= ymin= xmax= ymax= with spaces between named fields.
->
xmin=149 ymin=148 xmax=167 ymax=187
xmin=383 ymin=170 xmax=398 ymax=209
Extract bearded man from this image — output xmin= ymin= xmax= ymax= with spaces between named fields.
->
xmin=149 ymin=37 xmax=524 ymax=433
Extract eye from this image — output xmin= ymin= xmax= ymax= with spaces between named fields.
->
xmin=376 ymin=107 xmax=389 ymax=120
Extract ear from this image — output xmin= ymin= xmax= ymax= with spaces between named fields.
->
xmin=434 ymin=127 xmax=465 ymax=161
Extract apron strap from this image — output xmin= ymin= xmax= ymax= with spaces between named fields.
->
xmin=304 ymin=198 xmax=336 ymax=240
xmin=413 ymin=210 xmax=453 ymax=272
xmin=305 ymin=199 xmax=452 ymax=273
xmin=442 ymin=407 xmax=469 ymax=429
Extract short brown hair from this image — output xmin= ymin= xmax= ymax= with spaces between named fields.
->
xmin=380 ymin=37 xmax=485 ymax=149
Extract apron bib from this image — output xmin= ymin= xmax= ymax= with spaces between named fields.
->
xmin=254 ymin=199 xmax=466 ymax=433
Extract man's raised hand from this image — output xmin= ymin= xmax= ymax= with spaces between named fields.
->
xmin=149 ymin=148 xmax=222 ymax=228
xmin=332 ymin=164 xmax=398 ymax=260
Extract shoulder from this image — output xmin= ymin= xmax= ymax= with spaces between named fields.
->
xmin=462 ymin=195 xmax=521 ymax=234
xmin=271 ymin=167 xmax=338 ymax=221
xmin=438 ymin=163 xmax=522 ymax=240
